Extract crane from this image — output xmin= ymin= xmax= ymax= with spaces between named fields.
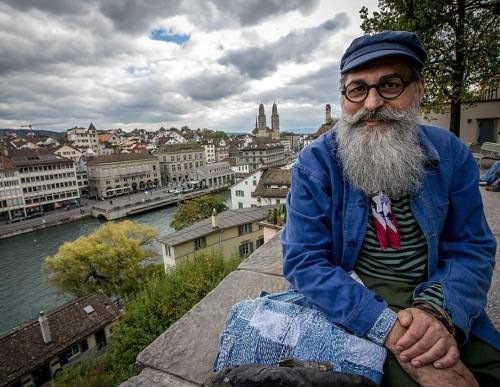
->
xmin=20 ymin=122 xmax=66 ymax=137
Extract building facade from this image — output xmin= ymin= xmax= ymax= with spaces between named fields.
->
xmin=240 ymin=142 xmax=285 ymax=172
xmin=230 ymin=170 xmax=264 ymax=209
xmin=195 ymin=161 xmax=234 ymax=189
xmin=202 ymin=142 xmax=216 ymax=163
xmin=66 ymin=123 xmax=100 ymax=155
xmin=153 ymin=143 xmax=205 ymax=186
xmin=158 ymin=205 xmax=276 ymax=268
xmin=0 ymin=154 xmax=25 ymax=220
xmin=53 ymin=144 xmax=83 ymax=162
xmin=10 ymin=149 xmax=79 ymax=214
xmin=87 ymin=153 xmax=161 ymax=199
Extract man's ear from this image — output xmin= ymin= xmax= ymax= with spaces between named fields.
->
xmin=417 ymin=78 xmax=425 ymax=99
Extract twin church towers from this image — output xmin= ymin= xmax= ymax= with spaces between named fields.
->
xmin=252 ymin=101 xmax=280 ymax=140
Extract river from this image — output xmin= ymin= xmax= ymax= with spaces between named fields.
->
xmin=0 ymin=190 xmax=231 ymax=334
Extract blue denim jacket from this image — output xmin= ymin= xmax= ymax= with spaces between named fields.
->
xmin=281 ymin=124 xmax=499 ymax=350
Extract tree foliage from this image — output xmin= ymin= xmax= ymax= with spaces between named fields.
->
xmin=170 ymin=195 xmax=228 ymax=231
xmin=52 ymin=252 xmax=240 ymax=386
xmin=43 ymin=220 xmax=159 ymax=299
xmin=360 ymin=0 xmax=499 ymax=137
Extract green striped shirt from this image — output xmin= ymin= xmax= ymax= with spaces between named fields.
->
xmin=355 ymin=195 xmax=444 ymax=308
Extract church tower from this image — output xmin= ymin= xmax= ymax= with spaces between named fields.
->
xmin=325 ymin=104 xmax=333 ymax=125
xmin=271 ymin=101 xmax=280 ymax=140
xmin=258 ymin=102 xmax=267 ymax=137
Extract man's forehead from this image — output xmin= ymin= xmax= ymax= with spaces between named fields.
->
xmin=343 ymin=58 xmax=413 ymax=83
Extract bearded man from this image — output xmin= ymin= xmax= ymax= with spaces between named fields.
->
xmin=281 ymin=31 xmax=500 ymax=386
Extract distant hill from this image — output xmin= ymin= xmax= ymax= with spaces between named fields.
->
xmin=0 ymin=128 xmax=65 ymax=140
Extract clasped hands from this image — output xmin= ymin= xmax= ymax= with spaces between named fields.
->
xmin=385 ymin=307 xmax=478 ymax=386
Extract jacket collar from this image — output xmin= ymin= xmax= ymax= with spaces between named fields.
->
xmin=416 ymin=125 xmax=440 ymax=167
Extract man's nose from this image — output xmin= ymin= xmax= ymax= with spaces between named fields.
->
xmin=363 ymin=87 xmax=385 ymax=111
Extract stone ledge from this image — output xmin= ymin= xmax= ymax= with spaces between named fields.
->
xmin=127 ymin=234 xmax=288 ymax=386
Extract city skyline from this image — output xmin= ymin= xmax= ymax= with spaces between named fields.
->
xmin=0 ymin=0 xmax=378 ymax=133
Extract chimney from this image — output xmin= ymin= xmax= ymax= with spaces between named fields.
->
xmin=211 ymin=208 xmax=219 ymax=228
xmin=38 ymin=311 xmax=52 ymax=344
xmin=256 ymin=196 xmax=262 ymax=207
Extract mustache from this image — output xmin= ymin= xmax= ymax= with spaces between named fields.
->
xmin=342 ymin=105 xmax=418 ymax=127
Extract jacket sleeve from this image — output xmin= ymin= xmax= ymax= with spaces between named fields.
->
xmin=413 ymin=140 xmax=496 ymax=342
xmin=282 ymin=164 xmax=396 ymax=344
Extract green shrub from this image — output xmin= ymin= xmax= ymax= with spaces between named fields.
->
xmin=52 ymin=251 xmax=240 ymax=386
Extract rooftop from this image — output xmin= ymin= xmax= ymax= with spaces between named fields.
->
xmin=8 ymin=148 xmax=72 ymax=167
xmin=159 ymin=205 xmax=276 ymax=247
xmin=86 ymin=153 xmax=158 ymax=165
xmin=254 ymin=168 xmax=291 ymax=198
xmin=0 ymin=290 xmax=121 ymax=385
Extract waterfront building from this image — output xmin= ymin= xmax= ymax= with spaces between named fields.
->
xmin=240 ymin=141 xmax=285 ymax=172
xmin=87 ymin=153 xmax=161 ymax=199
xmin=158 ymin=205 xmax=276 ymax=268
xmin=0 ymin=291 xmax=120 ymax=387
xmin=153 ymin=143 xmax=205 ymax=186
xmin=10 ymin=148 xmax=79 ymax=214
xmin=195 ymin=161 xmax=234 ymax=189
xmin=66 ymin=123 xmax=100 ymax=155
xmin=252 ymin=102 xmax=280 ymax=140
xmin=0 ymin=154 xmax=25 ymax=220
xmin=53 ymin=144 xmax=83 ymax=162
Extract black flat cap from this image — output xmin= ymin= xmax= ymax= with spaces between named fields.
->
xmin=340 ymin=30 xmax=427 ymax=74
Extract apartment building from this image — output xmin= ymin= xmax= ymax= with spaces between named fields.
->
xmin=66 ymin=123 xmax=100 ymax=155
xmin=87 ymin=153 xmax=161 ymax=199
xmin=0 ymin=154 xmax=25 ymax=220
xmin=240 ymin=141 xmax=285 ymax=172
xmin=253 ymin=168 xmax=291 ymax=206
xmin=158 ymin=205 xmax=276 ymax=268
xmin=9 ymin=148 xmax=79 ymax=213
xmin=153 ymin=143 xmax=205 ymax=185
xmin=53 ymin=144 xmax=83 ymax=162
xmin=195 ymin=161 xmax=234 ymax=189
xmin=202 ymin=141 xmax=216 ymax=163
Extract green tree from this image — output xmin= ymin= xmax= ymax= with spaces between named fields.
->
xmin=43 ymin=220 xmax=159 ymax=299
xmin=360 ymin=0 xmax=499 ymax=138
xmin=170 ymin=195 xmax=228 ymax=231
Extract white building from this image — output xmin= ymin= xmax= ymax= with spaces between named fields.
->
xmin=66 ymin=123 xmax=100 ymax=155
xmin=230 ymin=170 xmax=263 ymax=209
xmin=202 ymin=142 xmax=216 ymax=163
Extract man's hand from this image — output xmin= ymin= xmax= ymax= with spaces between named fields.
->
xmin=395 ymin=308 xmax=459 ymax=369
xmin=385 ymin=318 xmax=478 ymax=387
xmin=396 ymin=356 xmax=478 ymax=387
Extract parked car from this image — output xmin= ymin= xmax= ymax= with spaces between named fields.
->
xmin=65 ymin=201 xmax=81 ymax=210
xmin=27 ymin=211 xmax=43 ymax=219
xmin=6 ymin=216 xmax=24 ymax=224
xmin=173 ymin=188 xmax=183 ymax=195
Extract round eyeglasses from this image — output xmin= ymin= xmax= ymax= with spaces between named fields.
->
xmin=342 ymin=75 xmax=417 ymax=103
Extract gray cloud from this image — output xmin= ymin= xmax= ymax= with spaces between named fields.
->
xmin=219 ymin=13 xmax=349 ymax=79
xmin=181 ymin=72 xmax=248 ymax=101
xmin=0 ymin=0 xmax=96 ymax=15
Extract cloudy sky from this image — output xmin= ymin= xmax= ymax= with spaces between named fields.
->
xmin=0 ymin=0 xmax=378 ymax=133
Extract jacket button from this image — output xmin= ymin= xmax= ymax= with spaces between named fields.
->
xmin=348 ymin=240 xmax=355 ymax=247
xmin=357 ymin=200 xmax=366 ymax=208
xmin=375 ymin=295 xmax=384 ymax=302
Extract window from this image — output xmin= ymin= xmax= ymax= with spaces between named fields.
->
xmin=256 ymin=237 xmax=265 ymax=248
xmin=238 ymin=202 xmax=243 ymax=209
xmin=239 ymin=241 xmax=254 ymax=257
xmin=238 ymin=223 xmax=252 ymax=235
xmin=253 ymin=180 xmax=257 ymax=186
xmin=194 ymin=236 xmax=206 ymax=250
xmin=235 ymin=190 xmax=244 ymax=197
xmin=63 ymin=343 xmax=80 ymax=360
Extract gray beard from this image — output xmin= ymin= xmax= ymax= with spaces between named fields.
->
xmin=335 ymin=105 xmax=426 ymax=198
